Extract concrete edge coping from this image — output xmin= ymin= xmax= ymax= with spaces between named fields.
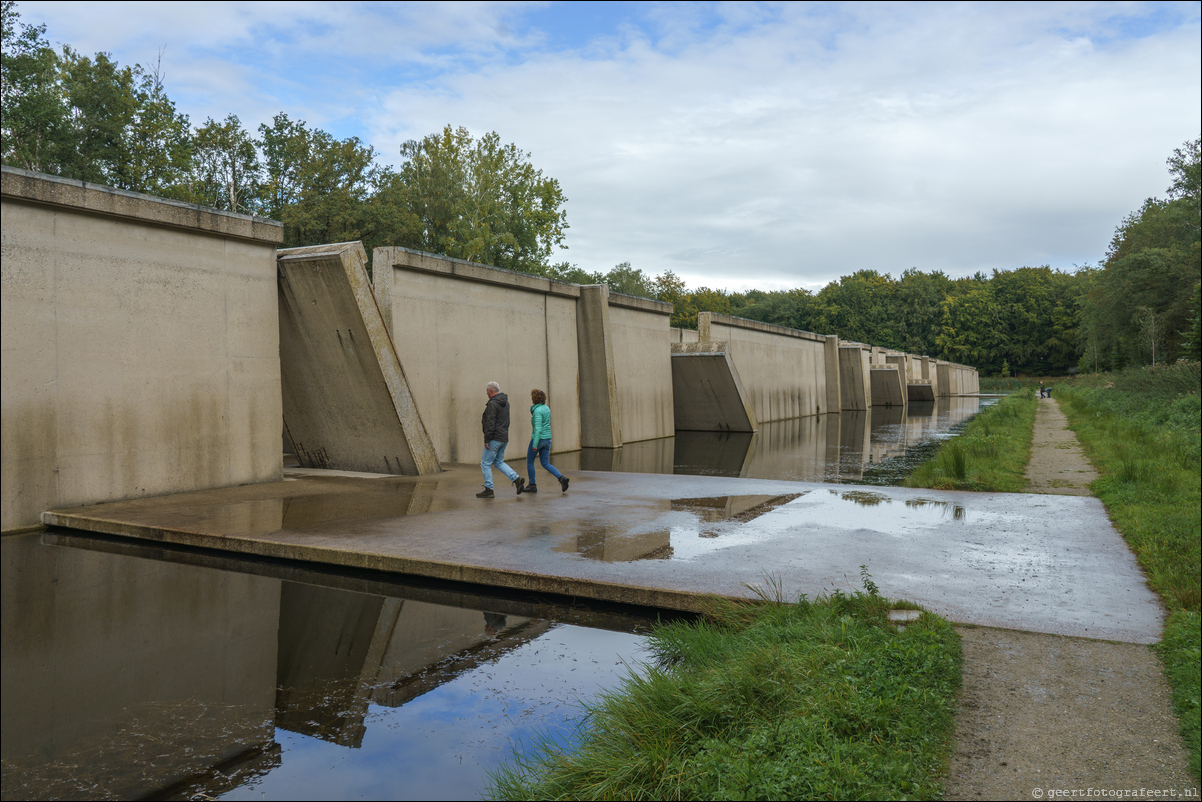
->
xmin=606 ymin=290 xmax=673 ymax=315
xmin=671 ymin=341 xmax=729 ymax=355
xmin=377 ymin=245 xmax=582 ymax=298
xmin=1 ymin=165 xmax=284 ymax=244
xmin=703 ymin=311 xmax=828 ymax=343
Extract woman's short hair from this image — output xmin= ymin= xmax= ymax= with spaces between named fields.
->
xmin=531 ymin=389 xmax=547 ymax=404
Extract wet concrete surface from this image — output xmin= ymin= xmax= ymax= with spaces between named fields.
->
xmin=43 ymin=465 xmax=1162 ymax=644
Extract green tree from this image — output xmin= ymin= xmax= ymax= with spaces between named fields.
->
xmin=186 ymin=114 xmax=260 ymax=213
xmin=386 ymin=125 xmax=568 ymax=273
xmin=602 ymin=262 xmax=654 ymax=297
xmin=1 ymin=0 xmax=65 ymax=171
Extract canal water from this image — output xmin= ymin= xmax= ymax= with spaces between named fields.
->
xmin=2 ymin=396 xmax=994 ymax=800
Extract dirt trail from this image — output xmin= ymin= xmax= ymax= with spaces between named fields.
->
xmin=943 ymin=396 xmax=1198 ymax=800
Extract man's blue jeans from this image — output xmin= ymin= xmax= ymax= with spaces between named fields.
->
xmin=526 ymin=438 xmax=563 ymax=485
xmin=481 ymin=440 xmax=519 ymax=489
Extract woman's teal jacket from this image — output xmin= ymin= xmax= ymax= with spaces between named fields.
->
xmin=530 ymin=403 xmax=552 ymax=443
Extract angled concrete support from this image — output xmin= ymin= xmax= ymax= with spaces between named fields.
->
xmin=870 ymin=365 xmax=907 ymax=408
xmin=577 ymin=284 xmax=622 ymax=448
xmin=670 ymin=342 xmax=759 ymax=433
xmin=277 ymin=242 xmax=440 ymax=475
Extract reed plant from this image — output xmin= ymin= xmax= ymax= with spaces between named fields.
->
xmin=1057 ymin=369 xmax=1201 ymax=776
xmin=488 ymin=582 xmax=961 ymax=801
xmin=905 ymin=389 xmax=1038 ymax=492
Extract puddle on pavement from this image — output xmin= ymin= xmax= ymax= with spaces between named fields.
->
xmin=0 ymin=532 xmax=659 ymax=801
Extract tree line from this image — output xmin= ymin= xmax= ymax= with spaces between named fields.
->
xmin=3 ymin=2 xmax=1198 ymax=376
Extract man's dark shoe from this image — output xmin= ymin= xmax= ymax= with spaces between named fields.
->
xmin=560 ymin=475 xmax=570 ymax=493
xmin=525 ymin=484 xmax=538 ymax=493
xmin=476 ymin=486 xmax=494 ymax=498
xmin=514 ymin=477 xmax=526 ymax=495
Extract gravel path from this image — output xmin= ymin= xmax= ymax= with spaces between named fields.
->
xmin=943 ymin=397 xmax=1198 ymax=800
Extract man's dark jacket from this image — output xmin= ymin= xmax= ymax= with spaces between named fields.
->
xmin=482 ymin=392 xmax=511 ymax=443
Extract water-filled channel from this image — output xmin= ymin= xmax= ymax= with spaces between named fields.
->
xmin=3 ymin=396 xmax=994 ymax=800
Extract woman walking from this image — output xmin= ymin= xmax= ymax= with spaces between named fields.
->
xmin=524 ymin=389 xmax=569 ymax=493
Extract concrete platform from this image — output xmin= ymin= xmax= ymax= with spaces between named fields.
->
xmin=42 ymin=466 xmax=1162 ymax=643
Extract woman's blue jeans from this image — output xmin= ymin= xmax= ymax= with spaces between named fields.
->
xmin=527 ymin=439 xmax=563 ymax=485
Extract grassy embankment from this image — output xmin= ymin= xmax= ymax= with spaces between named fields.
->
xmin=904 ymin=389 xmax=1039 ymax=491
xmin=489 ymin=580 xmax=961 ymax=801
xmin=1056 ymin=363 xmax=1201 ymax=777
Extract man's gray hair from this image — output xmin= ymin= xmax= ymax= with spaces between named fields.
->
xmin=486 ymin=381 xmax=501 ymax=394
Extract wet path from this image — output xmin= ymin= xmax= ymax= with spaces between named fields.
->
xmin=944 ymin=397 xmax=1197 ymax=800
xmin=1023 ymin=395 xmax=1099 ymax=495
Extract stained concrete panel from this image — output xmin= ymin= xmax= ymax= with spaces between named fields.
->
xmin=870 ymin=365 xmax=907 ymax=407
xmin=608 ymin=297 xmax=675 ymax=443
xmin=699 ymin=312 xmax=827 ymax=422
xmin=577 ymin=285 xmax=622 ymax=448
xmin=907 ymin=382 xmax=935 ymax=402
xmin=838 ymin=346 xmax=871 ymax=411
xmin=374 ymin=247 xmax=582 ymax=462
xmin=670 ymin=344 xmax=758 ymax=433
xmin=278 ymin=242 xmax=440 ymax=475
xmin=1 ymin=168 xmax=283 ymax=532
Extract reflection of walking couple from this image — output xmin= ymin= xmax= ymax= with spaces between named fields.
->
xmin=477 ymin=382 xmax=570 ymax=499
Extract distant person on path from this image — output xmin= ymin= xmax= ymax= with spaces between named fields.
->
xmin=477 ymin=382 xmax=525 ymax=498
xmin=1039 ymin=381 xmax=1045 ymax=398
xmin=524 ymin=389 xmax=569 ymax=494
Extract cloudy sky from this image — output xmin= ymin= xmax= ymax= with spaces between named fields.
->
xmin=17 ymin=1 xmax=1202 ymax=291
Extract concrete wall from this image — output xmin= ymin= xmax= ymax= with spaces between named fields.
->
xmin=374 ymin=248 xmax=673 ymax=459
xmin=870 ymin=365 xmax=907 ymax=407
xmin=670 ymin=327 xmax=700 ymax=343
xmin=277 ymin=243 xmax=440 ymax=475
xmin=607 ymin=294 xmax=675 ymax=443
xmin=698 ymin=312 xmax=828 ymax=422
xmin=838 ymin=346 xmax=871 ymax=410
xmin=1 ymin=167 xmax=284 ymax=533
xmin=374 ymin=247 xmax=582 ymax=462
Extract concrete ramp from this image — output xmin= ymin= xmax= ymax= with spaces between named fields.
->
xmin=277 ymin=242 xmax=440 ymax=475
xmin=670 ymin=342 xmax=759 ymax=432
xmin=907 ymin=382 xmax=935 ymax=402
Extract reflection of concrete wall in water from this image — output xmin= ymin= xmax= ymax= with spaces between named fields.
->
xmin=373 ymin=248 xmax=672 ymax=459
xmin=0 ymin=534 xmax=279 ymax=799
xmin=278 ymin=243 xmax=440 ymax=476
xmin=837 ymin=411 xmax=872 ymax=480
xmin=868 ymin=406 xmax=909 ymax=464
xmin=552 ymin=437 xmax=676 ymax=474
xmin=699 ymin=312 xmax=828 ymax=422
xmin=1 ymin=167 xmax=284 ymax=532
xmin=275 ymin=583 xmax=551 ymax=743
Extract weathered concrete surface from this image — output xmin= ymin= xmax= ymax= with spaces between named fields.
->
xmin=278 ymin=242 xmax=440 ymax=476
xmin=1 ymin=531 xmax=278 ymax=798
xmin=670 ymin=327 xmax=700 ymax=344
xmin=373 ymin=247 xmax=582 ymax=461
xmin=577 ymin=285 xmax=623 ymax=448
xmin=907 ymin=381 xmax=935 ymax=402
xmin=2 ymin=167 xmax=283 ymax=533
xmin=44 ymin=467 xmax=1162 ymax=643
xmin=670 ymin=343 xmax=758 ymax=433
xmin=838 ymin=346 xmax=871 ymax=410
xmin=823 ymin=336 xmax=841 ymax=416
xmin=870 ymin=365 xmax=907 ymax=407
xmin=699 ymin=312 xmax=827 ymax=421
xmin=608 ymin=294 xmax=675 ymax=442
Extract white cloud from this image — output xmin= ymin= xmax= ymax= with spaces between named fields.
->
xmin=16 ymin=1 xmax=1201 ymax=291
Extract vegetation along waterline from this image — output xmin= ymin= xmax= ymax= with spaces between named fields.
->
xmin=487 ymin=579 xmax=961 ymax=801
xmin=1057 ymin=363 xmax=1201 ymax=777
xmin=904 ymin=389 xmax=1039 ymax=492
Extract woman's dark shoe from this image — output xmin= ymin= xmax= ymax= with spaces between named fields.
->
xmin=559 ymin=476 xmax=570 ymax=493
xmin=525 ymin=484 xmax=538 ymax=493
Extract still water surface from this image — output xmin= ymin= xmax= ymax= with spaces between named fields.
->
xmin=2 ymin=397 xmax=992 ymax=800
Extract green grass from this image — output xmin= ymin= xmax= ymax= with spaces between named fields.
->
xmin=1056 ymin=364 xmax=1201 ymax=777
xmin=904 ymin=389 xmax=1038 ymax=492
xmin=488 ymin=584 xmax=961 ymax=801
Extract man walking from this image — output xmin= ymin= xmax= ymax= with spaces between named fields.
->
xmin=478 ymin=381 xmax=525 ymax=498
